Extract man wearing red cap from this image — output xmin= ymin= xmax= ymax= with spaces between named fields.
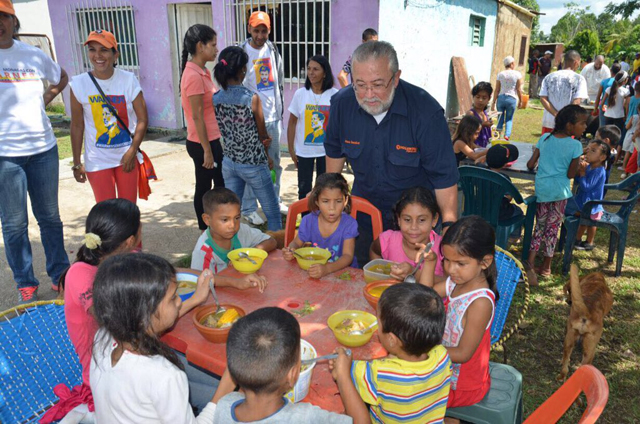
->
xmin=239 ymin=10 xmax=287 ymax=225
xmin=0 ymin=0 xmax=70 ymax=303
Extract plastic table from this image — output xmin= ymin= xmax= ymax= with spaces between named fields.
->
xmin=463 ymin=141 xmax=537 ymax=180
xmin=162 ymin=250 xmax=387 ymax=413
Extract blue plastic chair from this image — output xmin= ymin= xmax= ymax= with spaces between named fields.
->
xmin=0 ymin=300 xmax=82 ymax=424
xmin=560 ymin=173 xmax=640 ymax=276
xmin=458 ymin=166 xmax=537 ymax=261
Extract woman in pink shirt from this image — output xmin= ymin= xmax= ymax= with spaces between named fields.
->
xmin=369 ymin=187 xmax=445 ymax=280
xmin=180 ymin=24 xmax=225 ymax=230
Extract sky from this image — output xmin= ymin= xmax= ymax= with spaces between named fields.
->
xmin=537 ymin=0 xmax=638 ymax=34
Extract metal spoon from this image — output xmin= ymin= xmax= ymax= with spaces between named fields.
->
xmin=209 ymin=280 xmax=225 ymax=316
xmin=404 ymin=242 xmax=433 ymax=284
xmin=301 ymin=349 xmax=352 ymax=366
xmin=349 ymin=321 xmax=378 ymax=336
xmin=238 ymin=251 xmax=257 ymax=265
xmin=291 ymin=250 xmax=306 ymax=260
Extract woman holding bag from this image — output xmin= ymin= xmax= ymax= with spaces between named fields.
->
xmin=69 ymin=29 xmax=149 ymax=204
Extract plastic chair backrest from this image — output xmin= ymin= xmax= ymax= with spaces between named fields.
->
xmin=524 ymin=365 xmax=609 ymax=424
xmin=0 ymin=301 xmax=83 ymax=423
xmin=491 ymin=246 xmax=528 ymax=346
xmin=607 ymin=170 xmax=640 ymax=198
xmin=458 ymin=166 xmax=525 ymax=229
xmin=284 ymin=195 xmax=384 ymax=247
xmin=615 ymin=192 xmax=640 ymax=221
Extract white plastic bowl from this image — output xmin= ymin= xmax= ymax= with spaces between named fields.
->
xmin=285 ymin=339 xmax=317 ymax=403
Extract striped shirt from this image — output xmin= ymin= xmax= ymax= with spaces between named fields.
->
xmin=351 ymin=345 xmax=451 ymax=423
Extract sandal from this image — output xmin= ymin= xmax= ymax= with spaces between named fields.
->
xmin=535 ymin=266 xmax=552 ymax=278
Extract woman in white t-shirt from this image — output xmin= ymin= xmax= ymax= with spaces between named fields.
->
xmin=492 ymin=56 xmax=523 ymax=141
xmin=69 ymin=30 xmax=148 ymax=204
xmin=0 ymin=4 xmax=70 ymax=303
xmin=287 ymin=55 xmax=338 ymax=199
xmin=603 ymin=71 xmax=630 ymax=135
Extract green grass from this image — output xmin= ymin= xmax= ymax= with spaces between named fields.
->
xmin=496 ymin=106 xmax=640 ymax=423
xmin=46 ymin=103 xmax=66 ymax=115
xmin=55 ymin=129 xmax=73 ymax=161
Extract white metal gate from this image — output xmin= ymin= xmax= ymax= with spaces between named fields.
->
xmin=65 ymin=0 xmax=140 ymax=78
xmin=222 ymin=0 xmax=331 ymax=89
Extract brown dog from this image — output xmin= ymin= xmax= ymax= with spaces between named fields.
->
xmin=560 ymin=264 xmax=613 ymax=379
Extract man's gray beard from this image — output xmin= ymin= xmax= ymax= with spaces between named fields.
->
xmin=357 ymin=85 xmax=396 ymax=116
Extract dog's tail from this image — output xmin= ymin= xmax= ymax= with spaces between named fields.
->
xmin=570 ymin=264 xmax=588 ymax=316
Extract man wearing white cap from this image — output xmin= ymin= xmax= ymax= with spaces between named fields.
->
xmin=581 ymin=55 xmax=610 ymax=102
xmin=539 ymin=50 xmax=553 ymax=80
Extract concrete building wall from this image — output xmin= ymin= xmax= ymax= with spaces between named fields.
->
xmin=490 ymin=1 xmax=534 ymax=90
xmin=13 ymin=0 xmax=55 ymax=51
xmin=378 ymin=0 xmax=497 ymax=115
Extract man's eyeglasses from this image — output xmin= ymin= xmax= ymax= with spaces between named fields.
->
xmin=353 ymin=74 xmax=395 ymax=94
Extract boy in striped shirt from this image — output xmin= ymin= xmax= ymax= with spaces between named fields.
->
xmin=330 ymin=283 xmax=452 ymax=423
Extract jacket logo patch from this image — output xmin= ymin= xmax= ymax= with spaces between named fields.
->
xmin=345 ymin=139 xmax=360 ymax=145
xmin=396 ymin=144 xmax=418 ymax=153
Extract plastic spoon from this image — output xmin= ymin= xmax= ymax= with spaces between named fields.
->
xmin=404 ymin=242 xmax=433 ymax=284
xmin=349 ymin=321 xmax=378 ymax=336
xmin=301 ymin=349 xmax=352 ymax=366
xmin=238 ymin=251 xmax=257 ymax=265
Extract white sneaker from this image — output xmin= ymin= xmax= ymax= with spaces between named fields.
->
xmin=621 ymin=173 xmax=628 ymax=179
xmin=244 ymin=211 xmax=265 ymax=226
xmin=279 ymin=202 xmax=289 ymax=215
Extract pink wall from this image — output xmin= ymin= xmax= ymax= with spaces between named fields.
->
xmin=49 ymin=0 xmax=379 ymax=139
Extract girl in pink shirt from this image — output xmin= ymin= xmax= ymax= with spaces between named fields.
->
xmin=369 ymin=187 xmax=445 ymax=280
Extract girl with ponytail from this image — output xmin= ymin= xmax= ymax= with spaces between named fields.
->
xmin=179 ymin=24 xmax=225 ymax=231
xmin=212 ymin=46 xmax=282 ymax=231
xmin=603 ymin=70 xmax=631 ymax=135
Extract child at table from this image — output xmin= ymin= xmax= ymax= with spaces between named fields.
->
xmin=417 ymin=216 xmax=497 ymax=416
xmin=283 ymin=173 xmax=358 ymax=278
xmin=369 ymin=186 xmax=445 ymax=280
xmin=452 ymin=115 xmax=488 ymax=166
xmin=467 ymin=81 xmax=494 ymax=148
xmin=214 ymin=307 xmax=358 ymax=423
xmin=566 ymin=140 xmax=610 ymax=251
xmin=526 ymin=105 xmax=585 ymax=279
xmin=191 ymin=187 xmax=274 ymax=289
xmin=90 ymin=253 xmax=233 ymax=422
xmin=329 ymin=283 xmax=451 ymax=423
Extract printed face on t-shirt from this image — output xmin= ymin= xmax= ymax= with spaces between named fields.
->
xmin=89 ymin=94 xmax=131 ymax=148
xmin=304 ymin=107 xmax=329 ymax=146
xmin=254 ymin=59 xmax=274 ymax=91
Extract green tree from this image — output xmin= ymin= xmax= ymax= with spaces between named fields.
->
xmin=549 ymin=3 xmax=597 ymax=43
xmin=567 ymin=29 xmax=601 ymax=59
xmin=512 ymin=0 xmax=541 ymax=43
xmin=606 ymin=0 xmax=640 ymax=18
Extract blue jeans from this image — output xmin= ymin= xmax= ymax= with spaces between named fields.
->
xmin=497 ymin=94 xmax=517 ymax=138
xmin=223 ymin=157 xmax=282 ymax=231
xmin=0 ymin=145 xmax=70 ymax=289
xmin=242 ymin=120 xmax=282 ymax=214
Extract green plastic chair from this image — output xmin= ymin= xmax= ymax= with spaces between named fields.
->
xmin=458 ymin=166 xmax=537 ymax=261
xmin=446 ymin=362 xmax=523 ymax=424
xmin=560 ymin=172 xmax=640 ymax=276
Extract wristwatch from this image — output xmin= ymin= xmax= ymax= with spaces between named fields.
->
xmin=71 ymin=164 xmax=83 ymax=171
xmin=441 ymin=221 xmax=455 ymax=229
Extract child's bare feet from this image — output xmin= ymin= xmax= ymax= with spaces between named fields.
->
xmin=524 ymin=261 xmax=538 ymax=286
xmin=535 ymin=266 xmax=551 ymax=278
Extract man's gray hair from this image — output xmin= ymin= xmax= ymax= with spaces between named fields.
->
xmin=351 ymin=40 xmax=399 ymax=75
xmin=564 ymin=50 xmax=581 ymax=66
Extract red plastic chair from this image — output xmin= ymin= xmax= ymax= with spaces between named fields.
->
xmin=523 ymin=365 xmax=609 ymax=424
xmin=284 ymin=195 xmax=384 ymax=247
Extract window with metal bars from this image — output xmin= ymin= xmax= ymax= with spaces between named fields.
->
xmin=468 ymin=15 xmax=485 ymax=47
xmin=225 ymin=0 xmax=331 ymax=84
xmin=70 ymin=4 xmax=139 ymax=74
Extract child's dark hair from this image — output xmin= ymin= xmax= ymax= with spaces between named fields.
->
xmin=307 ymin=173 xmax=351 ymax=213
xmin=392 ymin=187 xmax=440 ymax=230
xmin=214 ymin=46 xmax=249 ymax=90
xmin=305 ymin=55 xmax=334 ymax=92
xmin=180 ymin=24 xmax=217 ymax=88
xmin=608 ymin=71 xmax=629 ymax=108
xmin=92 ymin=253 xmax=183 ymax=370
xmin=226 ymin=307 xmax=300 ymax=394
xmin=59 ymin=199 xmax=140 ymax=290
xmin=362 ymin=28 xmax=378 ymax=41
xmin=378 ymin=283 xmax=445 ymax=357
xmin=552 ymin=104 xmax=588 ymax=135
xmin=441 ymin=216 xmax=499 ymax=301
xmin=472 ymin=81 xmax=493 ymax=99
xmin=610 ymin=63 xmax=621 ymax=75
xmin=203 ymin=187 xmax=241 ymax=215
xmin=452 ymin=114 xmax=482 ymax=145
xmin=596 ymin=124 xmax=621 ymax=146
xmin=589 ymin=139 xmax=611 ymax=164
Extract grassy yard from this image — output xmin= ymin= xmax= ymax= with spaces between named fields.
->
xmin=494 ymin=106 xmax=640 ymax=423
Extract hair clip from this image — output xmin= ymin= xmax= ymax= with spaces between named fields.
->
xmin=221 ymin=59 xmax=227 ymax=66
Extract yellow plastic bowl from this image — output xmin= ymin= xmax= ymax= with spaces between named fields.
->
xmin=293 ymin=247 xmax=332 ymax=270
xmin=227 ymin=248 xmax=268 ymax=274
xmin=327 ymin=310 xmax=378 ymax=347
